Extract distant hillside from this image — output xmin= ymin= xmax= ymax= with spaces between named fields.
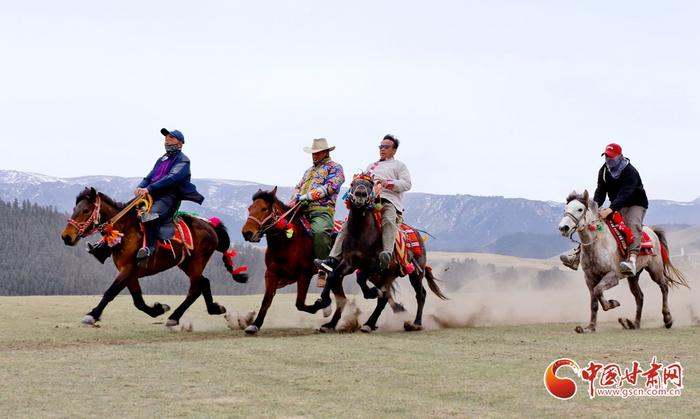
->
xmin=0 ymin=198 xmax=266 ymax=296
xmin=1 ymin=170 xmax=698 ymax=258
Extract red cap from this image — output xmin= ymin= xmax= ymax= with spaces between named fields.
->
xmin=601 ymin=143 xmax=622 ymax=158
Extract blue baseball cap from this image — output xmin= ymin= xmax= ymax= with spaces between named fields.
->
xmin=160 ymin=128 xmax=185 ymax=144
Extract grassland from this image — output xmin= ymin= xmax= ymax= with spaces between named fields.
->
xmin=0 ymin=295 xmax=698 ymax=418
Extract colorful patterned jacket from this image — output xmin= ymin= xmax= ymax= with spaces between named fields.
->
xmin=293 ymin=157 xmax=345 ymax=214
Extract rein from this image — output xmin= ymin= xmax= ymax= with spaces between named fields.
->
xmin=564 ymin=203 xmax=599 ymax=247
xmin=68 ymin=193 xmax=153 ymax=239
xmin=247 ymin=202 xmax=302 ymax=238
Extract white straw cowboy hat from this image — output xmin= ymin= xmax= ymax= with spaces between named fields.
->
xmin=303 ymin=138 xmax=336 ymax=153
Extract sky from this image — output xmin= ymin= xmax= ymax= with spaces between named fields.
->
xmin=1 ymin=1 xmax=698 ymax=202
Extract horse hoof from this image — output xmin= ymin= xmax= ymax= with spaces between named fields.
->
xmin=165 ymin=319 xmax=179 ymax=328
xmin=403 ymin=321 xmax=422 ymax=332
xmin=665 ymin=319 xmax=673 ymax=329
xmin=575 ymin=325 xmax=595 ymax=334
xmin=319 ymin=325 xmax=336 ymax=333
xmin=391 ymin=302 xmax=406 ymax=314
xmin=322 ymin=305 xmax=333 ymax=318
xmin=244 ymin=325 xmax=259 ymax=335
xmin=360 ymin=325 xmax=375 ymax=333
xmin=160 ymin=303 xmax=171 ymax=313
xmin=81 ymin=315 xmax=96 ymax=326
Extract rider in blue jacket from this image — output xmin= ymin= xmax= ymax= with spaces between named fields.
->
xmin=134 ymin=128 xmax=204 ymax=262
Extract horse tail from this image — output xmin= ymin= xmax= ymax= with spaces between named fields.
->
xmin=653 ymin=227 xmax=689 ymax=289
xmin=425 ymin=266 xmax=448 ymax=300
xmin=209 ymin=217 xmax=249 ymax=284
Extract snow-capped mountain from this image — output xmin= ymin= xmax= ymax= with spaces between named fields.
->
xmin=1 ymin=170 xmax=698 ymax=257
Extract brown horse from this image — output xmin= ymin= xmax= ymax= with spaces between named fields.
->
xmin=319 ymin=175 xmax=447 ymax=332
xmin=61 ymin=187 xmax=247 ymax=326
xmin=241 ymin=187 xmax=347 ymax=334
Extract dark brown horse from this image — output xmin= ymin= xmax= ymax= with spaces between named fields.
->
xmin=61 ymin=187 xmax=247 ymax=326
xmin=241 ymin=187 xmax=347 ymax=334
xmin=319 ymin=175 xmax=447 ymax=332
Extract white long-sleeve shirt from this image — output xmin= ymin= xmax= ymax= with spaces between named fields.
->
xmin=366 ymin=158 xmax=412 ymax=212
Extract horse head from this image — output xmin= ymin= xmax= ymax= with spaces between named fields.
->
xmin=242 ymin=186 xmax=281 ymax=243
xmin=558 ymin=189 xmax=598 ymax=237
xmin=348 ymin=173 xmax=375 ymax=210
xmin=62 ymin=187 xmax=102 ymax=246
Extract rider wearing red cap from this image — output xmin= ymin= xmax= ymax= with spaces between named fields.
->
xmin=561 ymin=142 xmax=648 ymax=275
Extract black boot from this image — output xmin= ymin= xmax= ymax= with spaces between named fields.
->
xmin=87 ymin=241 xmax=112 ymax=264
xmin=137 ymin=221 xmax=158 ymax=265
xmin=314 ymin=257 xmax=339 ymax=273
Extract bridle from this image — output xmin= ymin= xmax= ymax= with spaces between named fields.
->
xmin=563 ymin=200 xmax=598 ymax=246
xmin=246 ymin=201 xmax=301 ymax=240
xmin=67 ymin=196 xmax=102 ymax=238
xmin=348 ymin=177 xmax=375 ymax=210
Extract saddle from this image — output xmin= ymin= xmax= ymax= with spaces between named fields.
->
xmin=155 ymin=217 xmax=194 ymax=251
xmin=606 ymin=212 xmax=654 ymax=257
xmin=331 ymin=215 xmax=424 ymax=275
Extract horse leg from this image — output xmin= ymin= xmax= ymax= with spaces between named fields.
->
xmin=575 ymin=277 xmax=598 ymax=333
xmin=320 ymin=279 xmax=348 ymax=333
xmin=126 ymin=278 xmax=171 ymax=318
xmin=404 ymin=273 xmax=426 ymax=332
xmin=361 ymin=295 xmax=389 ymax=333
xmin=648 ymin=263 xmax=673 ymax=328
xmin=166 ymin=278 xmax=203 ymax=327
xmin=245 ymin=273 xmax=277 ymax=335
xmin=593 ymin=272 xmax=621 ymax=311
xmin=357 ymin=271 xmax=379 ymax=299
xmin=618 ymin=273 xmax=643 ymax=330
xmin=199 ymin=276 xmax=227 ymax=315
xmin=83 ymin=269 xmax=134 ymax=325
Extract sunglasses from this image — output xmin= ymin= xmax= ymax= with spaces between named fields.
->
xmin=378 ymin=145 xmax=393 ymax=150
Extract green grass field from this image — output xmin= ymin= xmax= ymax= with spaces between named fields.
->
xmin=0 ymin=295 xmax=698 ymax=418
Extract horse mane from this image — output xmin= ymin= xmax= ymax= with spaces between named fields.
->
xmin=252 ymin=189 xmax=290 ymax=211
xmin=565 ymin=191 xmax=583 ymax=204
xmin=565 ymin=190 xmax=597 ymax=211
xmin=74 ymin=188 xmax=126 ymax=209
xmin=98 ymin=192 xmax=127 ymax=209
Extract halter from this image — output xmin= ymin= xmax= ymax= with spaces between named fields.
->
xmin=67 ymin=196 xmax=102 ymax=238
xmin=563 ymin=200 xmax=598 ymax=247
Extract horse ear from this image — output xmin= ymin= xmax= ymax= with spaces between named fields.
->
xmin=271 ymin=186 xmax=278 ymax=196
xmin=88 ymin=187 xmax=97 ymax=203
xmin=582 ymin=189 xmax=589 ymax=207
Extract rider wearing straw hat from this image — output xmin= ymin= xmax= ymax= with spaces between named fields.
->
xmin=289 ymin=138 xmax=345 ymax=270
xmin=561 ymin=142 xmax=648 ymax=275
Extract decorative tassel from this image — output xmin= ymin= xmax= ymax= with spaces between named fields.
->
xmin=286 ymin=228 xmax=294 ymax=239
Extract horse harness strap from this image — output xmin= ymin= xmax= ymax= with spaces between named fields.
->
xmin=68 ymin=196 xmax=102 ymax=237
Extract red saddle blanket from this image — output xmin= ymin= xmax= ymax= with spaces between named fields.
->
xmin=156 ymin=218 xmax=194 ymax=251
xmin=605 ymin=212 xmax=653 ymax=257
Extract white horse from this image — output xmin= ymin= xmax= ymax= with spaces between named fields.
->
xmin=558 ymin=190 xmax=688 ymax=333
